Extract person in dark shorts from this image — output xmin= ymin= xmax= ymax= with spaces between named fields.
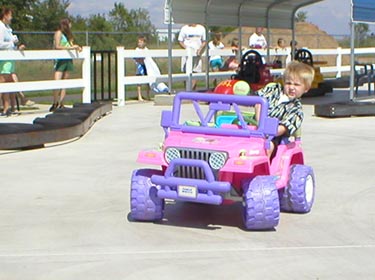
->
xmin=134 ymin=36 xmax=150 ymax=101
xmin=50 ymin=18 xmax=81 ymax=112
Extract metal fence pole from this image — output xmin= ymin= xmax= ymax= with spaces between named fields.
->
xmin=86 ymin=31 xmax=89 ymax=46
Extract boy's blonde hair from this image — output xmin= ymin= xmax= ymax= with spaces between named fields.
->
xmin=283 ymin=61 xmax=315 ymax=88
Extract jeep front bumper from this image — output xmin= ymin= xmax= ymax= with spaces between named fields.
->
xmin=151 ymin=158 xmax=230 ymax=205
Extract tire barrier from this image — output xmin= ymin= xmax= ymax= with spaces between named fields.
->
xmin=314 ymin=101 xmax=375 ymax=118
xmin=0 ymin=102 xmax=112 ymax=150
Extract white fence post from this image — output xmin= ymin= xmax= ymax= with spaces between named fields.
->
xmin=81 ymin=46 xmax=91 ymax=103
xmin=336 ymin=47 xmax=342 ymax=78
xmin=185 ymin=47 xmax=193 ymax=91
xmin=117 ymin=46 xmax=125 ymax=106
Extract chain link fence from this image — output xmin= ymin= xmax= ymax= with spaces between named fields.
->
xmin=15 ymin=30 xmax=352 ymax=50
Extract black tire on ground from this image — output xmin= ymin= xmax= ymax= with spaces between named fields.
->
xmin=314 ymin=101 xmax=375 ymax=118
xmin=0 ymin=123 xmax=45 ymax=135
xmin=46 ymin=113 xmax=90 ymax=121
xmin=324 ymin=77 xmax=350 ymax=88
xmin=34 ymin=117 xmax=82 ymax=128
xmin=303 ymin=87 xmax=326 ymax=97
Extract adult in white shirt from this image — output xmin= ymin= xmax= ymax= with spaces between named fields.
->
xmin=0 ymin=7 xmax=27 ymax=116
xmin=249 ymin=27 xmax=267 ymax=49
xmin=178 ymin=23 xmax=207 ymax=90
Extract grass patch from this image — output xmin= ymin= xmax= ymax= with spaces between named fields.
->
xmin=15 ymin=55 xmax=216 ymax=101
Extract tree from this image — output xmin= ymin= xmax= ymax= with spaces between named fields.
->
xmin=71 ymin=15 xmax=88 ymax=31
xmin=87 ymin=14 xmax=117 ymax=50
xmin=87 ymin=14 xmax=112 ymax=32
xmin=2 ymin=0 xmax=158 ymax=49
xmin=108 ymin=2 xmax=132 ymax=32
xmin=71 ymin=15 xmax=88 ymax=46
xmin=129 ymin=8 xmax=155 ymax=34
xmin=108 ymin=3 xmax=156 ymax=46
xmin=0 ymin=0 xmax=38 ymax=30
xmin=355 ymin=23 xmax=369 ymax=44
xmin=295 ymin=11 xmax=308 ymax=23
xmin=31 ymin=0 xmax=70 ymax=31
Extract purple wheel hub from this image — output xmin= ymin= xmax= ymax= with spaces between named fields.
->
xmin=130 ymin=169 xmax=164 ymax=221
xmin=243 ymin=176 xmax=280 ymax=230
xmin=280 ymin=164 xmax=315 ymax=213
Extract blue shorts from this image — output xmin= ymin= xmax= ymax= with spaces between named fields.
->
xmin=136 ymin=63 xmax=147 ymax=75
xmin=210 ymin=58 xmax=223 ymax=70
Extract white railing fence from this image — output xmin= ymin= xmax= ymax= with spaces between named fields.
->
xmin=0 ymin=46 xmax=91 ymax=103
xmin=117 ymin=46 xmax=375 ymax=106
xmin=1 ymin=46 xmax=374 ymax=107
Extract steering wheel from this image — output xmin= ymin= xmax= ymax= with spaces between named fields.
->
xmin=241 ymin=50 xmax=263 ymax=66
xmin=294 ymin=49 xmax=313 ymax=66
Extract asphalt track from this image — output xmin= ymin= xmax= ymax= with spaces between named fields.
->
xmin=0 ymin=89 xmax=374 ymax=279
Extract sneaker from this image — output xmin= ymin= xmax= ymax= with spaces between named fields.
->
xmin=0 ymin=110 xmax=11 ymax=117
xmin=10 ymin=110 xmax=20 ymax=116
xmin=49 ymin=103 xmax=58 ymax=112
xmin=24 ymin=100 xmax=35 ymax=107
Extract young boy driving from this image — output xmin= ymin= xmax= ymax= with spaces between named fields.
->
xmin=254 ymin=61 xmax=315 ymax=157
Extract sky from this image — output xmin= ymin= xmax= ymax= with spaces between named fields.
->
xmin=67 ymin=0 xmax=361 ymax=35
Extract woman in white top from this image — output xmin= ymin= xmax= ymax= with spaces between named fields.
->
xmin=0 ymin=7 xmax=26 ymax=116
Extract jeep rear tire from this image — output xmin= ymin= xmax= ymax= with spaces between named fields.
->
xmin=279 ymin=164 xmax=315 ymax=213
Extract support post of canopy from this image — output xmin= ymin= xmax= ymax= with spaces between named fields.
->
xmin=204 ymin=0 xmax=212 ymax=91
xmin=349 ymin=2 xmax=356 ymax=101
xmin=165 ymin=0 xmax=173 ymax=93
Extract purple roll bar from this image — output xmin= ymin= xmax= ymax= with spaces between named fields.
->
xmin=160 ymin=92 xmax=278 ymax=139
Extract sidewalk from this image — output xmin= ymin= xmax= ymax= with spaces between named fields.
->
xmin=0 ymin=89 xmax=374 ymax=279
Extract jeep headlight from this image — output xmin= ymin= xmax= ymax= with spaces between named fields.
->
xmin=165 ymin=147 xmax=181 ymax=163
xmin=209 ymin=152 xmax=227 ymax=170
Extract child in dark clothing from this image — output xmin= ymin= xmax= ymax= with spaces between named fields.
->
xmin=134 ymin=36 xmax=150 ymax=101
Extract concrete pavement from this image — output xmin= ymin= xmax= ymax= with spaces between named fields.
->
xmin=0 ymin=90 xmax=375 ymax=279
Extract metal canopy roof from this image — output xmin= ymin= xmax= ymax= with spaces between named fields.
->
xmin=352 ymin=0 xmax=375 ymax=23
xmin=168 ymin=0 xmax=323 ymax=29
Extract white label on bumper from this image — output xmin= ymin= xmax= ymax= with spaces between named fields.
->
xmin=177 ymin=185 xmax=197 ymax=199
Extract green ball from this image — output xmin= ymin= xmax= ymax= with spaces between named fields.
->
xmin=233 ymin=81 xmax=250 ymax=95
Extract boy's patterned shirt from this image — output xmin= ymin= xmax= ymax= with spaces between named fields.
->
xmin=255 ymin=83 xmax=303 ymax=136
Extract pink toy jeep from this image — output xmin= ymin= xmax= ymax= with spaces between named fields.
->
xmin=130 ymin=92 xmax=315 ymax=230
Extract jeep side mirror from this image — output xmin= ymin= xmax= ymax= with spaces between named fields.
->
xmin=161 ymin=110 xmax=173 ymax=129
xmin=161 ymin=110 xmax=173 ymax=138
xmin=263 ymin=117 xmax=279 ymax=136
